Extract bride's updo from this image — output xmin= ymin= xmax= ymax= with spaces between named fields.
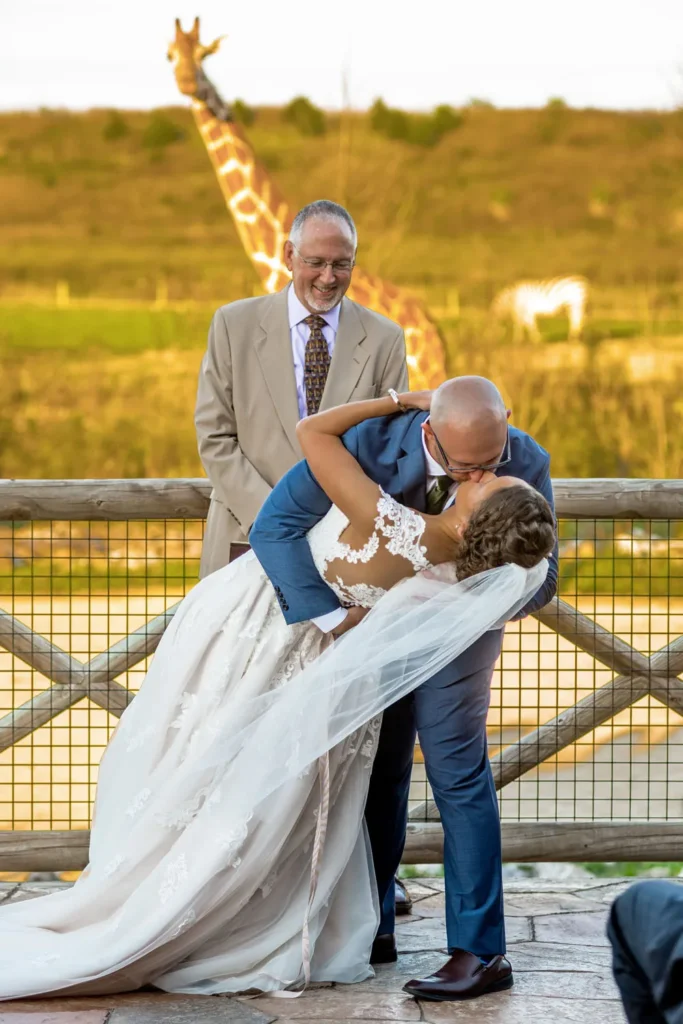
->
xmin=454 ymin=485 xmax=556 ymax=580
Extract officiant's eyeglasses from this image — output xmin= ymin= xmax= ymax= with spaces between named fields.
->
xmin=431 ymin=425 xmax=511 ymax=475
xmin=291 ymin=244 xmax=355 ymax=274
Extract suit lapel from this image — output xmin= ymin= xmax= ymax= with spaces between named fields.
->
xmin=320 ymin=298 xmax=369 ymax=410
xmin=397 ymin=413 xmax=429 ymax=512
xmin=255 ymin=289 xmax=300 ymax=454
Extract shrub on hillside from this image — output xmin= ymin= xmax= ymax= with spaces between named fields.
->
xmin=102 ymin=110 xmax=130 ymax=142
xmin=370 ymin=99 xmax=463 ymax=146
xmin=370 ymin=99 xmax=409 ymax=139
xmin=408 ymin=117 xmax=441 ymax=146
xmin=370 ymin=99 xmax=389 ymax=131
xmin=433 ymin=105 xmax=463 ymax=137
xmin=538 ymin=99 xmax=569 ymax=144
xmin=142 ymin=113 xmax=185 ymax=150
xmin=232 ymin=99 xmax=255 ymax=127
xmin=283 ymin=96 xmax=326 ymax=136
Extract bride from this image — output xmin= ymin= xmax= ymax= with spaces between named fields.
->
xmin=0 ymin=390 xmax=554 ymax=1000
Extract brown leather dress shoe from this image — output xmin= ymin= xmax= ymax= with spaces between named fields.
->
xmin=395 ymin=876 xmax=413 ymax=915
xmin=403 ymin=948 xmax=513 ymax=1001
xmin=371 ymin=933 xmax=397 ymax=964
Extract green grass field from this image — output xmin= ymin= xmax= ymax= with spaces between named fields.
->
xmin=3 ymin=302 xmax=683 ymax=481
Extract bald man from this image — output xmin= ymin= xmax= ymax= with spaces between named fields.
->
xmin=250 ymin=376 xmax=558 ymax=1001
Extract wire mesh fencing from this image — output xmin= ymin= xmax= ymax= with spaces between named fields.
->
xmin=409 ymin=517 xmax=683 ymax=825
xmin=1 ymin=482 xmax=682 ymax=855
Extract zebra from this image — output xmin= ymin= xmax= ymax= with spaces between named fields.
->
xmin=491 ymin=276 xmax=588 ymax=341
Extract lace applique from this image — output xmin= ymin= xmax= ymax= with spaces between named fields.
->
xmin=332 ymin=577 xmax=387 ymax=609
xmin=126 ymin=787 xmax=151 ymax=817
xmin=171 ymin=692 xmax=198 ymax=730
xmin=126 ymin=724 xmax=155 ymax=753
xmin=307 ymin=492 xmax=432 ymax=612
xmin=155 ymin=786 xmax=210 ymax=829
xmin=170 ymin=908 xmax=197 ymax=938
xmin=237 ymin=621 xmax=261 ymax=640
xmin=159 ymin=854 xmax=189 ymax=904
xmin=216 ymin=815 xmax=252 ymax=868
xmin=206 ymin=786 xmax=222 ymax=812
xmin=333 ymin=531 xmax=380 ymax=565
xmin=375 ymin=490 xmax=430 ymax=571
xmin=260 ymin=866 xmax=278 ymax=898
xmin=307 ymin=504 xmax=379 ymax=581
xmin=361 ymin=716 xmax=382 ymax=764
xmin=103 ymin=853 xmax=126 ymax=877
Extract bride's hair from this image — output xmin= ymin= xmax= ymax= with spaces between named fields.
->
xmin=454 ymin=485 xmax=556 ymax=580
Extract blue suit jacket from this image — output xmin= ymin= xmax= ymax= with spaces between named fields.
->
xmin=250 ymin=411 xmax=558 ymax=625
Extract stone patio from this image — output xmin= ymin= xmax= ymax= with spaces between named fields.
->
xmin=0 ymin=876 xmax=632 ymax=1023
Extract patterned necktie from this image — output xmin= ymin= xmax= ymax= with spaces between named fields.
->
xmin=303 ymin=314 xmax=331 ymax=416
xmin=426 ymin=475 xmax=452 ymax=514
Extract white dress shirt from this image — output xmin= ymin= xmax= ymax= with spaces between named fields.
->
xmin=422 ymin=425 xmax=458 ymax=510
xmin=288 ymin=285 xmax=340 ymax=421
xmin=315 ymin=424 xmax=458 ymax=634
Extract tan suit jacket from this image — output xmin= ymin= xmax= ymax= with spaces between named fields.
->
xmin=196 ymin=287 xmax=409 ymax=577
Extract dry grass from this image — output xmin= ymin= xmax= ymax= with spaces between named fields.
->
xmin=2 ymin=105 xmax=683 ymax=306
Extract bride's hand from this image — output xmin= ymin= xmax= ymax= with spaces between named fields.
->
xmin=331 ymin=606 xmax=369 ymax=637
xmin=396 ymin=390 xmax=432 ymax=412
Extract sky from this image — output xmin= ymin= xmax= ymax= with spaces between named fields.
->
xmin=3 ymin=0 xmax=683 ymax=113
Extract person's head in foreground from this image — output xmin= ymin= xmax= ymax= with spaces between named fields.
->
xmin=426 ymin=376 xmax=556 ymax=578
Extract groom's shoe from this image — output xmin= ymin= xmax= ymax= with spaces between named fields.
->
xmin=371 ymin=933 xmax=397 ymax=964
xmin=403 ymin=949 xmax=513 ymax=1001
xmin=394 ymin=876 xmax=413 ymax=915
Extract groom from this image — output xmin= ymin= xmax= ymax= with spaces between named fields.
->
xmin=249 ymin=376 xmax=558 ymax=1001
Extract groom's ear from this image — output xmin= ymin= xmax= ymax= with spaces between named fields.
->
xmin=506 ymin=409 xmax=512 ymax=421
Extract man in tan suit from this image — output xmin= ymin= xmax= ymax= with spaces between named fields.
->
xmin=196 ymin=199 xmax=409 ymax=584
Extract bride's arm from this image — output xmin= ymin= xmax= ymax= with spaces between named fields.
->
xmin=296 ymin=391 xmax=429 ymax=532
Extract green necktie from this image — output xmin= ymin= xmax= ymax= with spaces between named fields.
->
xmin=426 ymin=475 xmax=451 ymax=514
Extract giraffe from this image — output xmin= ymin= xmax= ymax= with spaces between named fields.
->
xmin=167 ymin=18 xmax=447 ymax=390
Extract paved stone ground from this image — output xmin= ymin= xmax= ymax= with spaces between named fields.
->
xmin=0 ymin=877 xmax=634 ymax=1023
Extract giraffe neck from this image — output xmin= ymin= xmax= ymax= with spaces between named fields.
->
xmin=191 ymin=101 xmax=292 ymax=293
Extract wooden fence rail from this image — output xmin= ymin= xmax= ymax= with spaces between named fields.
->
xmin=1 ymin=477 xmax=683 ymax=520
xmin=0 ymin=477 xmax=682 ymax=869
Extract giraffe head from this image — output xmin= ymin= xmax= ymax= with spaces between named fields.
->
xmin=167 ymin=17 xmax=224 ymax=98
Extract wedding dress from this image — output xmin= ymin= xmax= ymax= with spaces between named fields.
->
xmin=0 ymin=491 xmax=546 ymax=999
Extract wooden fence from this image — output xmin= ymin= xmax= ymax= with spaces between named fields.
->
xmin=0 ymin=477 xmax=682 ymax=869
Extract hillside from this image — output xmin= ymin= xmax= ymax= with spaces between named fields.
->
xmin=2 ymin=104 xmax=683 ymax=307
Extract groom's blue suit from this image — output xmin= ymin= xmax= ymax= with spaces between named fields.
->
xmin=249 ymin=410 xmax=558 ymax=958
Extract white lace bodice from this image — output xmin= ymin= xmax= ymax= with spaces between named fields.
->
xmin=307 ymin=488 xmax=432 ymax=609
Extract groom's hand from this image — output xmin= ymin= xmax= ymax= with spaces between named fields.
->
xmin=331 ymin=606 xmax=369 ymax=637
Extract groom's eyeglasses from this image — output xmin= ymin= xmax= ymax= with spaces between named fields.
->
xmin=430 ymin=424 xmax=512 ymax=475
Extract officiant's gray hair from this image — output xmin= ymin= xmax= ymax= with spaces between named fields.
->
xmin=289 ymin=200 xmax=358 ymax=249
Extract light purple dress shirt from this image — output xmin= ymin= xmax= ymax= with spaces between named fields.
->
xmin=288 ymin=285 xmax=341 ymax=420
